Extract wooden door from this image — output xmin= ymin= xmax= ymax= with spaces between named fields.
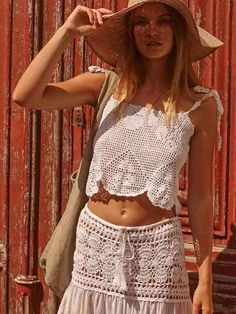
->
xmin=0 ymin=0 xmax=235 ymax=313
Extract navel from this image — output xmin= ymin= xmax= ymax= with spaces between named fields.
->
xmin=120 ymin=209 xmax=127 ymax=215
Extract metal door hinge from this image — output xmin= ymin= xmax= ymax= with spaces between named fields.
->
xmin=14 ymin=275 xmax=42 ymax=313
xmin=14 ymin=274 xmax=41 ymax=294
xmin=72 ymin=107 xmax=84 ymax=127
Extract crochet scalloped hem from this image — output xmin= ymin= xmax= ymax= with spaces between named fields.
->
xmin=57 ymin=202 xmax=193 ymax=314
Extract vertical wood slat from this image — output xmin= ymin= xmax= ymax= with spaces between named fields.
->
xmin=61 ymin=0 xmax=75 ymax=215
xmin=72 ymin=0 xmax=85 ymax=172
xmin=185 ymin=0 xmax=232 ymax=260
xmin=184 ymin=0 xmax=228 ymax=239
xmin=0 ymin=0 xmax=12 ymax=312
xmin=10 ymin=0 xmax=34 ymax=311
xmin=212 ymin=0 xmax=229 ymax=238
xmin=229 ymin=0 xmax=236 ymax=251
xmin=37 ymin=0 xmax=74 ymax=311
xmin=183 ymin=2 xmax=236 ymax=312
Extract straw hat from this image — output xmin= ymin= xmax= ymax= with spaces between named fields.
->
xmin=86 ymin=0 xmax=224 ymax=66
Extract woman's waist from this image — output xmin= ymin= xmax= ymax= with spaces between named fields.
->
xmin=87 ymin=184 xmax=177 ymax=227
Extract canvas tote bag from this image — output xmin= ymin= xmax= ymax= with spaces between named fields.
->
xmin=39 ymin=67 xmax=118 ymax=298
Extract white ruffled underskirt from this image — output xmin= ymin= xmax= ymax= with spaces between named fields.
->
xmin=57 ymin=281 xmax=193 ymax=314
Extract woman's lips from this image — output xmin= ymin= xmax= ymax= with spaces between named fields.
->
xmin=146 ymin=41 xmax=162 ymax=46
xmin=146 ymin=43 xmax=162 ymax=48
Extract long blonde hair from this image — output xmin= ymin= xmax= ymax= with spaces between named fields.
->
xmin=112 ymin=4 xmax=204 ymax=125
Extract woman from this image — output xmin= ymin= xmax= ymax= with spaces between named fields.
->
xmin=13 ymin=1 xmax=224 ymax=313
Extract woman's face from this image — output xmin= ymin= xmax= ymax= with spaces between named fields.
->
xmin=132 ymin=3 xmax=175 ymax=59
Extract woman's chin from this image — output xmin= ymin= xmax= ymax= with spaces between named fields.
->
xmin=141 ymin=52 xmax=171 ymax=60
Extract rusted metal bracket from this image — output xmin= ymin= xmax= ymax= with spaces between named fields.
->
xmin=72 ymin=107 xmax=84 ymax=127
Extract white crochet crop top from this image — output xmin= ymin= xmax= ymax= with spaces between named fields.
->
xmin=85 ymin=66 xmax=224 ymax=215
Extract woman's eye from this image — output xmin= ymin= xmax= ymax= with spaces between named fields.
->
xmin=134 ymin=20 xmax=147 ymax=26
xmin=133 ymin=19 xmax=172 ymax=27
xmin=158 ymin=19 xmax=172 ymax=25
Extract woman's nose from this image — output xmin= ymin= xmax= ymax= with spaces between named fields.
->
xmin=146 ymin=22 xmax=161 ymax=34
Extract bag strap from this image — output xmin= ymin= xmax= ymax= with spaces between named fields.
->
xmin=76 ymin=67 xmax=118 ymax=190
xmin=70 ymin=66 xmax=118 ymax=183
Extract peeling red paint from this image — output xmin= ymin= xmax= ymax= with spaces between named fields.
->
xmin=0 ymin=0 xmax=235 ymax=313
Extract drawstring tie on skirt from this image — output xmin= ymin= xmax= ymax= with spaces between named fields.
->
xmin=112 ymin=228 xmax=135 ymax=292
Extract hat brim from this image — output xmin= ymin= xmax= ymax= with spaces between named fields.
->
xmin=86 ymin=0 xmax=224 ymax=66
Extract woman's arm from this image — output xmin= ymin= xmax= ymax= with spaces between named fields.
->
xmin=187 ymin=95 xmax=218 ymax=313
xmin=12 ymin=26 xmax=74 ymax=107
xmin=12 ymin=5 xmax=112 ymax=110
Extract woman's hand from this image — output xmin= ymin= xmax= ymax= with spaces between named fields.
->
xmin=62 ymin=5 xmax=113 ymax=37
xmin=192 ymin=282 xmax=213 ymax=314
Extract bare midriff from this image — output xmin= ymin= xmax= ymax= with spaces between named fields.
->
xmin=87 ymin=181 xmax=177 ymax=227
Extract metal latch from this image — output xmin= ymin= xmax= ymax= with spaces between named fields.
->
xmin=14 ymin=275 xmax=42 ymax=313
xmin=14 ymin=274 xmax=41 ymax=294
xmin=72 ymin=107 xmax=84 ymax=127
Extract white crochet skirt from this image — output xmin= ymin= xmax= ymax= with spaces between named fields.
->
xmin=57 ymin=202 xmax=193 ymax=314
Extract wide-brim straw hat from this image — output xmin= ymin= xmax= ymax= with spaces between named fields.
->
xmin=86 ymin=0 xmax=224 ymax=66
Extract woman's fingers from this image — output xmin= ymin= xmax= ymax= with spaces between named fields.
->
xmin=79 ymin=6 xmax=113 ymax=26
xmin=97 ymin=8 xmax=113 ymax=14
xmin=62 ymin=5 xmax=114 ymax=37
xmin=91 ymin=9 xmax=103 ymax=25
xmin=84 ymin=7 xmax=94 ymax=24
xmin=91 ymin=8 xmax=113 ymax=25
xmin=97 ymin=8 xmax=113 ymax=12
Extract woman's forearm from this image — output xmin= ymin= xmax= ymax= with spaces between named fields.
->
xmin=188 ymin=198 xmax=214 ymax=285
xmin=12 ymin=26 xmax=74 ymax=106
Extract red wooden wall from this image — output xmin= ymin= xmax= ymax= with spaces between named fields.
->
xmin=0 ymin=0 xmax=235 ymax=313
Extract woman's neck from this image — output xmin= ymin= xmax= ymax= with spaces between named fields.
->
xmin=139 ymin=56 xmax=173 ymax=90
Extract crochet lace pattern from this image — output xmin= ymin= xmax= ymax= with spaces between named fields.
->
xmin=85 ymin=66 xmax=224 ymax=214
xmin=71 ymin=204 xmax=191 ymax=302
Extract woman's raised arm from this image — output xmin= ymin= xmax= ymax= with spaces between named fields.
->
xmin=12 ymin=5 xmax=112 ymax=110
